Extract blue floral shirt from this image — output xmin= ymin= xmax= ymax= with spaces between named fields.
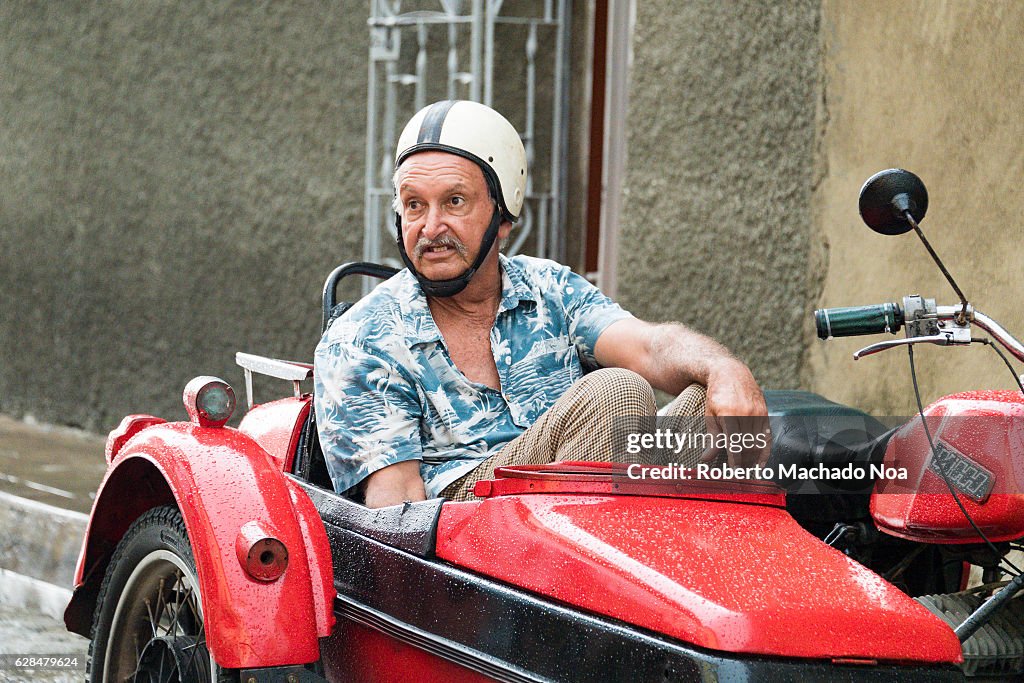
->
xmin=313 ymin=254 xmax=633 ymax=498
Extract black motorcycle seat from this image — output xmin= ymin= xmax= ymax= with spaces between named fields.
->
xmin=764 ymin=390 xmax=893 ymax=473
xmin=763 ymin=391 xmax=896 ymax=527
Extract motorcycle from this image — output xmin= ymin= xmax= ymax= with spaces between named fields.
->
xmin=805 ymin=168 xmax=1024 ymax=680
xmin=62 ymin=169 xmax=1021 ymax=681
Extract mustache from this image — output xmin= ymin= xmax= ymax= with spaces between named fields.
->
xmin=413 ymin=235 xmax=468 ymax=259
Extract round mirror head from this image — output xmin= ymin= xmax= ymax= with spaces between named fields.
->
xmin=858 ymin=168 xmax=928 ymax=235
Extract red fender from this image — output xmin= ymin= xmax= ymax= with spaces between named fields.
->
xmin=65 ymin=422 xmax=334 ymax=669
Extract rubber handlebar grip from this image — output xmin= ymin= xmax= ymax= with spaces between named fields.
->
xmin=815 ymin=303 xmax=903 ymax=340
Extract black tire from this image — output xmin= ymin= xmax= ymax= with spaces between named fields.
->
xmin=87 ymin=505 xmax=237 ymax=683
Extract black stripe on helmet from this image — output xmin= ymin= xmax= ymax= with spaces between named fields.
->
xmin=417 ymin=100 xmax=457 ymax=144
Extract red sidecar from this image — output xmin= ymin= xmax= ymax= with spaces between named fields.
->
xmin=63 ymin=265 xmax=967 ymax=682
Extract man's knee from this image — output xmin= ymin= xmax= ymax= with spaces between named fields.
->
xmin=573 ymin=368 xmax=656 ymax=413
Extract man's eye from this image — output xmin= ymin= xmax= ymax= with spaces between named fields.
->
xmin=450 ymin=196 xmax=464 ymax=206
xmin=406 ymin=200 xmax=421 ymax=211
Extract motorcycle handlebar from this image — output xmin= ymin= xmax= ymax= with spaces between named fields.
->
xmin=815 ymin=303 xmax=904 ymax=340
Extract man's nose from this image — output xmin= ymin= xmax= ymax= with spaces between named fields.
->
xmin=421 ymin=205 xmax=447 ymax=240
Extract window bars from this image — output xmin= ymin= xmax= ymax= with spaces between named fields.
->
xmin=364 ymin=0 xmax=572 ymax=293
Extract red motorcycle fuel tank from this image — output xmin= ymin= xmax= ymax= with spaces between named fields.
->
xmin=871 ymin=390 xmax=1024 ymax=543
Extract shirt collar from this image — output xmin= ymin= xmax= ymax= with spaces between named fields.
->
xmin=498 ymin=254 xmax=537 ymax=313
xmin=398 ymin=255 xmax=537 ymax=347
xmin=396 ymin=270 xmax=443 ymax=347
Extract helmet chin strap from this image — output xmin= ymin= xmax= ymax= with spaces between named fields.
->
xmin=395 ymin=207 xmax=503 ymax=298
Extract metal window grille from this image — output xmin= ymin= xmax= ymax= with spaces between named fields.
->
xmin=364 ymin=0 xmax=571 ymax=293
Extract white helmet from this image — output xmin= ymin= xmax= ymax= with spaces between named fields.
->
xmin=395 ymin=100 xmax=527 ymax=222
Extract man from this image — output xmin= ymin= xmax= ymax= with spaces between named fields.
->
xmin=315 ymin=100 xmax=767 ymax=508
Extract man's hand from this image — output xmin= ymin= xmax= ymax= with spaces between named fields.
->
xmin=703 ymin=358 xmax=770 ymax=467
xmin=363 ymin=460 xmax=428 ymax=509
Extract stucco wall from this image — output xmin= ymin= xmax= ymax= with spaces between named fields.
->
xmin=7 ymin=1 xmax=1013 ymax=430
xmin=0 ymin=2 xmax=596 ymax=431
xmin=616 ymin=0 xmax=822 ymax=391
xmin=808 ymin=0 xmax=1024 ymax=413
xmin=0 ymin=3 xmax=367 ymax=430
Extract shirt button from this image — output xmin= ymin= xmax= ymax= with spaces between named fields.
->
xmin=504 ymin=356 xmax=512 ymax=365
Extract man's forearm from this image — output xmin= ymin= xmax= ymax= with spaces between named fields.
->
xmin=644 ymin=322 xmax=742 ymax=395
xmin=593 ymin=317 xmax=768 ymax=464
xmin=595 ymin=318 xmax=733 ymax=392
xmin=594 ymin=317 xmax=765 ymax=411
xmin=363 ymin=460 xmax=428 ymax=508
xmin=650 ymin=322 xmax=769 ymax=463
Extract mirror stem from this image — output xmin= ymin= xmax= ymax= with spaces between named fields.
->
xmin=901 ymin=209 xmax=970 ymax=325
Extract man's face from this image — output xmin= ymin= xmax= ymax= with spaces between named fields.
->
xmin=396 ymin=151 xmax=510 ymax=282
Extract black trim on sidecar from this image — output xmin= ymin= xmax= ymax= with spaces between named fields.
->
xmin=293 ymin=478 xmax=442 ymax=558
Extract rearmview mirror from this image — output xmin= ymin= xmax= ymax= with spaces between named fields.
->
xmin=858 ymin=168 xmax=929 ymax=236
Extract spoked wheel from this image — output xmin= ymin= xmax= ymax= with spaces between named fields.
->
xmin=88 ymin=506 xmax=235 ymax=683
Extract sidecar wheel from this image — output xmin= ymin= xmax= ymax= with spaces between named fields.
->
xmin=87 ymin=505 xmax=237 ymax=683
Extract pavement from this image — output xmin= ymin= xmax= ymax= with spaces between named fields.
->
xmin=0 ymin=604 xmax=88 ymax=683
xmin=0 ymin=415 xmax=104 ymax=681
xmin=0 ymin=415 xmax=107 ymax=515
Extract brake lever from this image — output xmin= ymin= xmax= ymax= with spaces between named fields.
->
xmin=853 ymin=328 xmax=972 ymax=360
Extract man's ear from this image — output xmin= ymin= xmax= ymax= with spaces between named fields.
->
xmin=498 ymin=220 xmax=513 ymax=241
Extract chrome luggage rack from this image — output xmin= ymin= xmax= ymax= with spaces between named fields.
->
xmin=235 ymin=352 xmax=313 ymax=410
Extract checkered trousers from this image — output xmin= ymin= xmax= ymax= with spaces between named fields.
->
xmin=441 ymin=369 xmax=707 ymax=501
